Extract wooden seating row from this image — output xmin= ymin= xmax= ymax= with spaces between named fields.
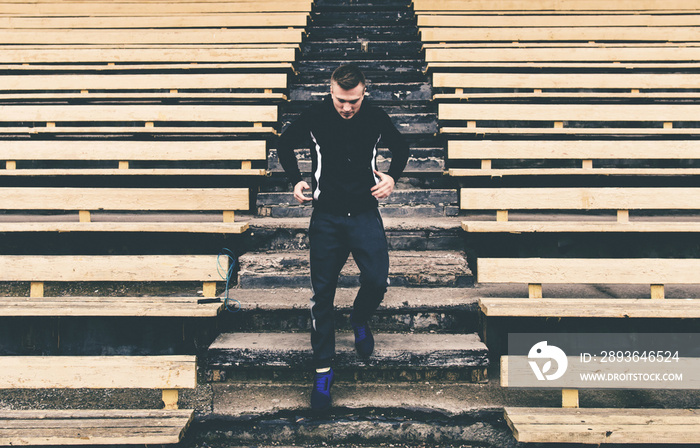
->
xmin=477 ymin=257 xmax=700 ymax=443
xmin=0 ymin=254 xmax=226 ymax=316
xmin=434 ymin=72 xmax=700 ymax=100
xmin=0 ymin=28 xmax=304 ymax=45
xmin=413 ymin=0 xmax=700 ymax=13
xmin=440 ymin=102 xmax=700 ymax=134
xmin=0 ymin=0 xmax=314 ymax=15
xmin=460 ymin=187 xmax=700 ymax=233
xmin=0 ymin=104 xmax=277 ymax=134
xmin=0 ymin=13 xmax=310 ymax=28
xmin=426 ymin=45 xmax=700 ymax=68
xmin=0 ymin=356 xmax=196 ymax=445
xmin=0 ymin=254 xmax=226 ymax=444
xmin=418 ymin=13 xmax=700 ymax=27
xmin=0 ymin=187 xmax=250 ymax=234
xmin=0 ymin=72 xmax=289 ymax=101
xmin=0 ymin=46 xmax=297 ymax=66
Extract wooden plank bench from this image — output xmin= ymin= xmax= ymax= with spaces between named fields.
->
xmin=0 ymin=355 xmax=196 ymax=445
xmin=412 ymin=0 xmax=700 ymax=13
xmin=0 ymin=28 xmax=305 ymax=45
xmin=425 ymin=45 xmax=700 ymax=68
xmin=460 ymin=187 xmax=700 ymax=233
xmin=477 ymin=257 xmax=700 ymax=443
xmin=447 ymin=140 xmax=700 ymax=178
xmin=0 ymin=13 xmax=310 ymax=28
xmin=433 ymin=72 xmax=700 ymax=100
xmin=417 ymin=13 xmax=700 ymax=28
xmin=501 ymin=407 xmax=700 ymax=444
xmin=0 ymin=46 xmax=298 ymax=65
xmin=0 ymin=72 xmax=288 ymax=101
xmin=1 ymin=140 xmax=266 ymax=177
xmin=0 ymin=104 xmax=277 ymax=135
xmin=420 ymin=26 xmax=700 ymax=43
xmin=0 ymin=187 xmax=251 ymax=234
xmin=0 ymin=0 xmax=314 ymax=15
xmin=439 ymin=103 xmax=700 ymax=135
xmin=0 ymin=254 xmax=227 ymax=316
xmin=477 ymin=257 xmax=700 ymax=318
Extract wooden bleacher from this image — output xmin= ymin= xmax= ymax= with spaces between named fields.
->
xmin=0 ymin=72 xmax=289 ymax=101
xmin=0 ymin=187 xmax=250 ymax=234
xmin=0 ymin=0 xmax=310 ymax=68
xmin=0 ymin=356 xmax=196 ymax=445
xmin=433 ymin=72 xmax=700 ymax=100
xmin=0 ymin=0 xmax=312 ymax=444
xmin=418 ymin=0 xmax=700 ymax=444
xmin=477 ymin=257 xmax=700 ymax=318
xmin=459 ymin=187 xmax=700 ymax=233
xmin=0 ymin=254 xmax=227 ymax=316
xmin=478 ymin=257 xmax=700 ymax=443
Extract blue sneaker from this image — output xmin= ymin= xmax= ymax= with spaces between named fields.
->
xmin=310 ymin=368 xmax=334 ymax=411
xmin=351 ymin=320 xmax=374 ymax=359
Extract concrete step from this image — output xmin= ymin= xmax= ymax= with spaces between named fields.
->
xmin=219 ymin=287 xmax=479 ymax=333
xmin=281 ymin=112 xmax=436 ymax=135
xmin=207 ymin=332 xmax=488 ymax=380
xmin=309 ymin=9 xmax=415 ymax=26
xmin=300 ymin=41 xmax=421 ymax=60
xmin=243 ymin=215 xmax=462 ymax=251
xmin=294 ymin=60 xmax=426 ymax=83
xmin=197 ymin=382 xmax=523 ymax=447
xmin=290 ymin=81 xmax=431 ymax=101
xmin=307 ymin=26 xmax=419 ymax=41
xmin=266 ymin=146 xmax=445 ymax=175
xmin=256 ymin=190 xmax=458 ymax=218
xmin=313 ymin=0 xmax=412 ymax=10
xmin=237 ymin=250 xmax=472 ymax=288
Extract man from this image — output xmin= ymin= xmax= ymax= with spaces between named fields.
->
xmin=276 ymin=64 xmax=409 ymax=411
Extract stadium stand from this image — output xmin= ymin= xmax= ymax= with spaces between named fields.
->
xmin=479 ymin=257 xmax=700 ymax=443
xmin=0 ymin=254 xmax=226 ymax=316
xmin=0 ymin=0 xmax=313 ymax=444
xmin=0 ymin=356 xmax=197 ymax=445
xmin=418 ymin=0 xmax=700 ymax=444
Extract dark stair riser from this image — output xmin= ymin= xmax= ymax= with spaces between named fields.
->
xmin=239 ymin=272 xmax=473 ymax=288
xmin=310 ymin=10 xmax=415 ymax=26
xmin=307 ymin=26 xmax=419 ymax=41
xmin=237 ymin=251 xmax=473 ymax=289
xmin=281 ymin=114 xmax=437 ymax=134
xmin=207 ymin=366 xmax=486 ymax=384
xmin=300 ymin=44 xmax=422 ymax=60
xmin=293 ymin=61 xmax=427 ymax=83
xmin=245 ymin=225 xmax=463 ymax=252
xmin=182 ymin=412 xmax=516 ymax=448
xmin=290 ymin=81 xmax=431 ymax=101
xmin=258 ymin=189 xmax=458 ymax=206
xmin=219 ymin=308 xmax=480 ymax=335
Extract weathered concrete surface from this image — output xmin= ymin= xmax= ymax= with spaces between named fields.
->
xmin=238 ymin=250 xmax=473 ymax=288
xmin=208 ymin=332 xmax=488 ymax=370
xmin=246 ymin=215 xmax=464 ymax=251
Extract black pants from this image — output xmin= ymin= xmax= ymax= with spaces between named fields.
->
xmin=309 ymin=208 xmax=389 ymax=368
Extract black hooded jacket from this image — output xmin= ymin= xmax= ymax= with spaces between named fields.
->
xmin=277 ymin=95 xmax=409 ymax=215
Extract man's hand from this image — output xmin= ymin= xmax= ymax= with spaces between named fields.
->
xmin=371 ymin=170 xmax=395 ymax=199
xmin=293 ymin=180 xmax=313 ymax=204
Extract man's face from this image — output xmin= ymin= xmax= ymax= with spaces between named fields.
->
xmin=331 ymin=80 xmax=365 ymax=120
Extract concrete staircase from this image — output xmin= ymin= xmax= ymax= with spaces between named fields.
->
xmin=200 ymin=0 xmax=498 ymax=445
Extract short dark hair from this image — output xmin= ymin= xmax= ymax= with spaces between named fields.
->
xmin=331 ymin=64 xmax=366 ymax=90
